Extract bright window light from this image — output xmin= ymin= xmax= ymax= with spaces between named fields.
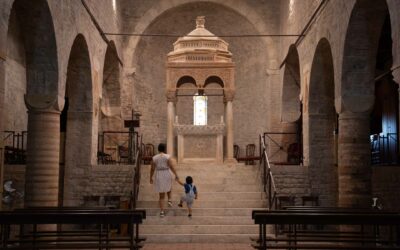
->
xmin=193 ymin=94 xmax=207 ymax=125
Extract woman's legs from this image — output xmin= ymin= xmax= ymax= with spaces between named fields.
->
xmin=159 ymin=193 xmax=165 ymax=214
xmin=167 ymin=191 xmax=172 ymax=206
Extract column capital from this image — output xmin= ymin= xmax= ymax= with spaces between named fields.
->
xmin=25 ymin=94 xmax=64 ymax=113
xmin=166 ymin=91 xmax=177 ymax=103
xmin=338 ymin=110 xmax=370 ymax=120
xmin=223 ymin=90 xmax=235 ymax=102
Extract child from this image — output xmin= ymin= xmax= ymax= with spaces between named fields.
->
xmin=176 ymin=176 xmax=198 ymax=217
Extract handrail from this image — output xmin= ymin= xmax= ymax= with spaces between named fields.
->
xmin=131 ymin=136 xmax=142 ymax=210
xmin=259 ymin=134 xmax=278 ymax=210
xmin=263 ymin=132 xmax=303 ymax=165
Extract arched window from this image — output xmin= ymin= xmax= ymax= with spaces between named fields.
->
xmin=193 ymin=94 xmax=207 ymax=125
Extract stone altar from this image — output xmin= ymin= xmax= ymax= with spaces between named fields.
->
xmin=174 ymin=123 xmax=225 ymax=164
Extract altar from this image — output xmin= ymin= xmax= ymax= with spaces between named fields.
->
xmin=174 ymin=123 xmax=225 ymax=163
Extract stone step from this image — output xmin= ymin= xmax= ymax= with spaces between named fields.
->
xmin=143 ymin=233 xmax=256 ymax=243
xmin=138 ymin=191 xmax=264 ymax=201
xmin=137 ymin=200 xmax=267 ymax=208
xmin=141 ymin=224 xmax=259 ymax=234
xmin=143 ymin=216 xmax=253 ymax=225
xmin=141 ymin=208 xmax=256 ymax=216
xmin=139 ymin=183 xmax=262 ymax=192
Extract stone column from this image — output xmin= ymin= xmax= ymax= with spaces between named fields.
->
xmin=224 ymin=91 xmax=236 ymax=163
xmin=338 ymin=111 xmax=371 ymax=208
xmin=25 ymin=107 xmax=61 ymax=207
xmin=166 ymin=92 xmax=176 ymax=156
xmin=24 ymin=95 xmax=62 ymax=207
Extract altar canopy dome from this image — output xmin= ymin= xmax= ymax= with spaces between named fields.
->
xmin=167 ymin=16 xmax=233 ymax=63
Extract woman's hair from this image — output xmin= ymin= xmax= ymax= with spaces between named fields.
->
xmin=185 ymin=176 xmax=193 ymax=184
xmin=158 ymin=143 xmax=166 ymax=153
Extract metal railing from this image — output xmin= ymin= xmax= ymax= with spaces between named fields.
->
xmin=259 ymin=134 xmax=278 ymax=210
xmin=262 ymin=132 xmax=303 ymax=165
xmin=97 ymin=131 xmax=140 ymax=165
xmin=130 ymin=148 xmax=142 ymax=210
xmin=371 ymin=133 xmax=399 ymax=165
xmin=3 ymin=131 xmax=27 ymax=165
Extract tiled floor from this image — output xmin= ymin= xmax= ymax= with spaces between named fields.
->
xmin=143 ymin=243 xmax=253 ymax=250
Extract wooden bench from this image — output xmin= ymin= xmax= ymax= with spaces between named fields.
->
xmin=0 ymin=208 xmax=146 ymax=249
xmin=252 ymin=209 xmax=400 ymax=250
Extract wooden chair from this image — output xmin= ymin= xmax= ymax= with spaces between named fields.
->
xmin=245 ymin=144 xmax=256 ymax=165
xmin=287 ymin=142 xmax=301 ymax=164
xmin=234 ymin=144 xmax=240 ymax=160
xmin=118 ymin=145 xmax=129 ymax=164
xmin=141 ymin=143 xmax=155 ymax=164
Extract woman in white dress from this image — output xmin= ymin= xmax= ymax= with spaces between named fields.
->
xmin=150 ymin=143 xmax=179 ymax=217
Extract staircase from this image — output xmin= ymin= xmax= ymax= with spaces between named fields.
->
xmin=137 ymin=163 xmax=265 ymax=243
xmin=270 ymin=164 xmax=312 ymax=204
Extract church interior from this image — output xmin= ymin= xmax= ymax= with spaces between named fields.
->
xmin=1 ymin=0 xmax=400 ymax=249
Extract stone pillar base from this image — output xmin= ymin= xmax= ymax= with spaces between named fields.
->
xmin=224 ymin=158 xmax=237 ymax=165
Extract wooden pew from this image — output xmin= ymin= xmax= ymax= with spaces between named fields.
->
xmin=0 ymin=208 xmax=146 ymax=250
xmin=252 ymin=209 xmax=400 ymax=250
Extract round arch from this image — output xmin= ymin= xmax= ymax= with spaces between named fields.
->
xmin=62 ymin=34 xmax=94 ymax=206
xmin=177 ymin=76 xmax=196 ymax=88
xmin=125 ymin=0 xmax=274 ymax=69
xmin=341 ymin=0 xmax=390 ymax=113
xmin=99 ymin=41 xmax=122 ymax=133
xmin=281 ymin=45 xmax=301 ymax=123
xmin=204 ymin=76 xmax=224 ymax=88
xmin=306 ymin=38 xmax=336 ymax=206
xmin=339 ymin=0 xmax=392 ymax=208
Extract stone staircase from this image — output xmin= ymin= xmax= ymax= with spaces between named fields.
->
xmin=136 ymin=163 xmax=265 ymax=243
xmin=270 ymin=164 xmax=312 ymax=205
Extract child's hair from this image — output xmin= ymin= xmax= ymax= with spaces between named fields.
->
xmin=185 ymin=176 xmax=193 ymax=184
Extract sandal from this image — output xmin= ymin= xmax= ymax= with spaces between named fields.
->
xmin=168 ymin=200 xmax=173 ymax=207
xmin=160 ymin=211 xmax=165 ymax=217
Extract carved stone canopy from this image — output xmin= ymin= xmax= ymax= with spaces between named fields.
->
xmin=166 ymin=16 xmax=235 ymax=100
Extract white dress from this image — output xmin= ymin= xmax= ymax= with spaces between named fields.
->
xmin=153 ymin=153 xmax=173 ymax=193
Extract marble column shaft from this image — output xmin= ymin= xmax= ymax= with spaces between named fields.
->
xmin=225 ymin=100 xmax=234 ymax=160
xmin=167 ymin=101 xmax=175 ymax=156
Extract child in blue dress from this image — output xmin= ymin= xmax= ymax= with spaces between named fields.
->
xmin=177 ymin=176 xmax=198 ymax=217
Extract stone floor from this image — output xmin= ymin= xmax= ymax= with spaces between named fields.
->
xmin=143 ymin=243 xmax=253 ymax=250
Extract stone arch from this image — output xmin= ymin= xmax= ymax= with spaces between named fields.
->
xmin=339 ymin=0 xmax=392 ymax=208
xmin=176 ymin=76 xmax=197 ymax=125
xmin=125 ymin=0 xmax=274 ymax=69
xmin=306 ymin=38 xmax=337 ymax=206
xmin=370 ymin=9 xmax=398 ymax=167
xmin=204 ymin=76 xmax=224 ymax=125
xmin=177 ymin=76 xmax=196 ymax=88
xmin=4 ymin=0 xmax=60 ymax=207
xmin=341 ymin=0 xmax=390 ymax=113
xmin=282 ymin=45 xmax=301 ymax=123
xmin=204 ymin=76 xmax=224 ymax=88
xmin=62 ymin=34 xmax=93 ymax=206
xmin=279 ymin=45 xmax=302 ymax=164
xmin=3 ymin=0 xmax=59 ymax=144
xmin=99 ymin=41 xmax=122 ymax=134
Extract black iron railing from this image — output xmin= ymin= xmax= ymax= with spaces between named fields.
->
xmin=131 ymin=149 xmax=142 ymax=210
xmin=97 ymin=131 xmax=140 ymax=165
xmin=371 ymin=133 xmax=399 ymax=165
xmin=259 ymin=134 xmax=277 ymax=210
xmin=3 ymin=131 xmax=27 ymax=164
xmin=262 ymin=132 xmax=303 ymax=165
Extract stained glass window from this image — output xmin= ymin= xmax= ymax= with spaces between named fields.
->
xmin=193 ymin=94 xmax=207 ymax=125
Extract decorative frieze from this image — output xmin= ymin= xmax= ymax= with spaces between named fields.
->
xmin=174 ymin=124 xmax=225 ymax=135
